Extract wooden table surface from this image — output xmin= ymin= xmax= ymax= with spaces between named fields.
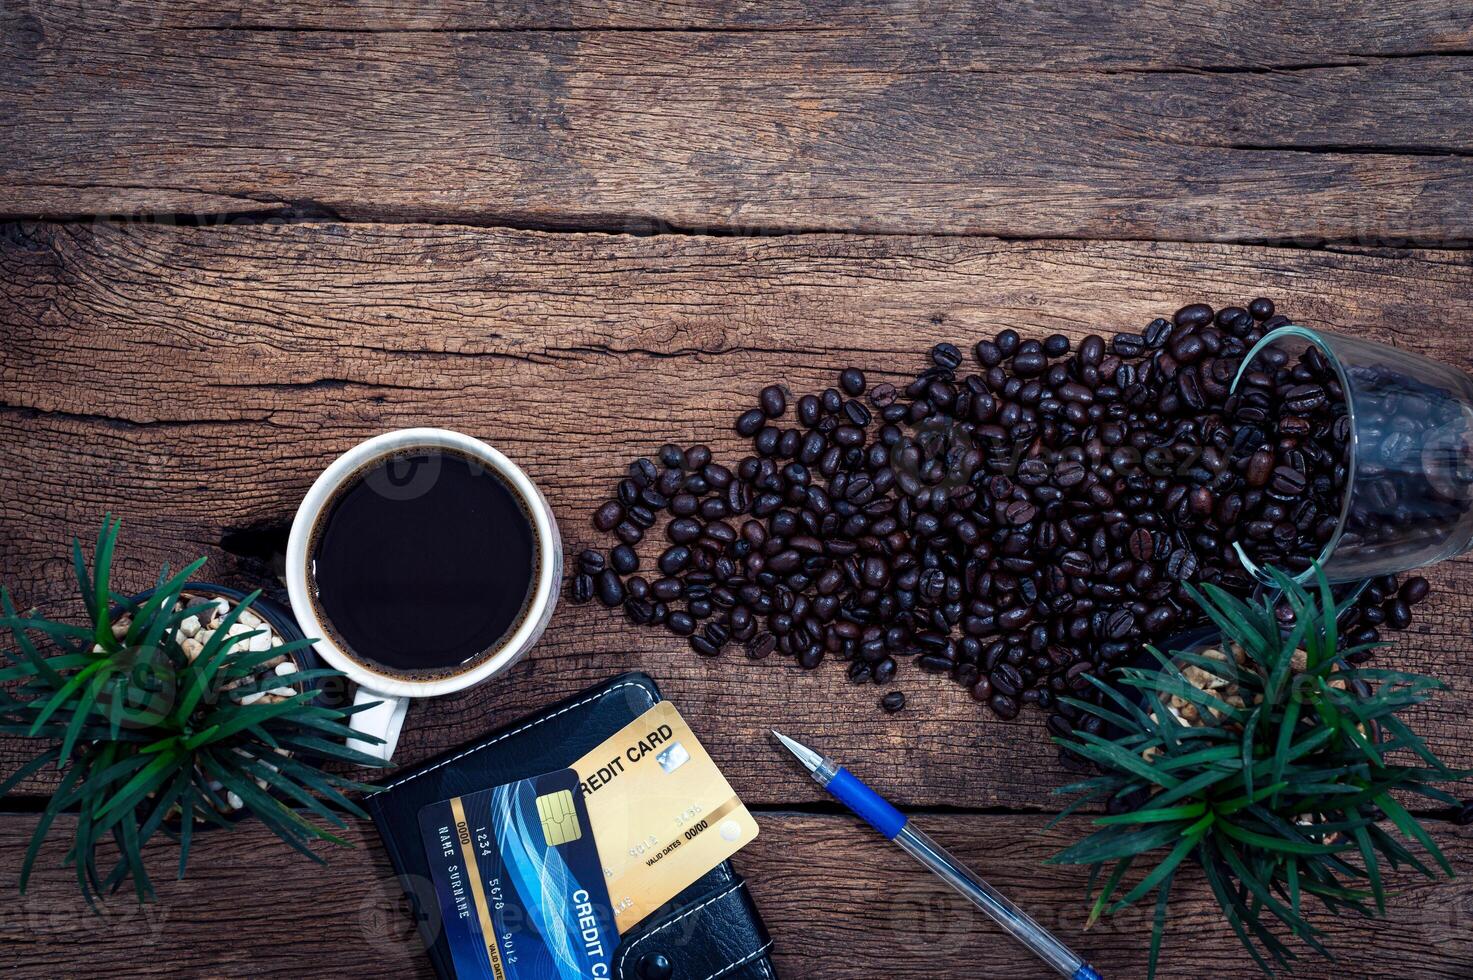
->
xmin=4 ymin=2 xmax=1473 ymax=977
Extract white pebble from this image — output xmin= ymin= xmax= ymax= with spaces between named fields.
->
xmin=227 ymin=792 xmax=244 ymax=810
xmin=178 ymin=615 xmax=201 ymax=638
xmin=239 ymin=609 xmax=262 ymax=628
xmin=239 ymin=691 xmax=265 ymax=706
xmin=197 ymin=629 xmax=215 ymax=647
xmin=248 ymin=632 xmax=271 ymax=653
xmin=213 ymin=598 xmax=231 ymax=618
xmin=227 ymin=623 xmax=251 ymax=637
xmin=268 ymin=686 xmax=295 ymax=698
xmin=274 ymin=661 xmax=296 ymax=676
xmin=181 ymin=637 xmax=203 ymax=660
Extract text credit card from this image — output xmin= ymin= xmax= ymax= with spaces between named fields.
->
xmin=418 ymin=768 xmax=617 ymax=980
xmin=572 ymin=701 xmax=759 ymax=932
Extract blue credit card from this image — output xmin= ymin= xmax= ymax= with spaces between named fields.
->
xmin=418 ymin=768 xmax=618 ymax=980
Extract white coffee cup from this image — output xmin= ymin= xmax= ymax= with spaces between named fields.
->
xmin=285 ymin=428 xmax=561 ymax=762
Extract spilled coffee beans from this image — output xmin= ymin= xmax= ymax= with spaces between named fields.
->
xmin=571 ymin=299 xmax=1433 ymax=738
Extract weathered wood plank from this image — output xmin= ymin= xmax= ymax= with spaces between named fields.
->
xmin=2 ymin=13 xmax=1471 ymax=239
xmin=3 ymin=222 xmax=1473 ymax=809
xmin=10 ymin=0 xmax=1470 ymax=48
xmin=0 ymin=810 xmax=1468 ymax=978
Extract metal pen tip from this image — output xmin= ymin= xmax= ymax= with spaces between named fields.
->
xmin=770 ymin=729 xmax=823 ymax=773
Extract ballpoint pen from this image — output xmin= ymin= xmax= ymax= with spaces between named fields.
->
xmin=772 ymin=730 xmax=1102 ymax=980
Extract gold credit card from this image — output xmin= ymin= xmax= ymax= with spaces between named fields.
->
xmin=572 ymin=701 xmax=759 ymax=933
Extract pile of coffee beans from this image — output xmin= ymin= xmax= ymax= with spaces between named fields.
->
xmin=570 ymin=299 xmax=1432 ymax=735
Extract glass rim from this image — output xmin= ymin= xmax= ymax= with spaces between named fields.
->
xmin=1228 ymin=325 xmax=1356 ymax=585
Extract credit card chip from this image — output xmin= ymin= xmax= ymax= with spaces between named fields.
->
xmin=536 ymin=789 xmax=583 ymax=846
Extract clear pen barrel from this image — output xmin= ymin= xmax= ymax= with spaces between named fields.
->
xmin=893 ymin=824 xmax=1090 ymax=979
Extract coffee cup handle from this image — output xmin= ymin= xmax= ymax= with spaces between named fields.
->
xmin=350 ymin=688 xmax=409 ymax=763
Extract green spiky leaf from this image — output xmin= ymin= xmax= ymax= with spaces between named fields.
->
xmin=1053 ymin=564 xmax=1471 ymax=978
xmin=0 ymin=517 xmax=386 ymax=906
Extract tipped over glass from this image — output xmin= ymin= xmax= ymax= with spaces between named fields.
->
xmin=1230 ymin=326 xmax=1473 ymax=584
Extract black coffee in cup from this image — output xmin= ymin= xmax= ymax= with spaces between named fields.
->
xmin=306 ymin=448 xmax=540 ymax=680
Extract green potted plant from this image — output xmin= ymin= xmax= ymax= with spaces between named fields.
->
xmin=0 ymin=516 xmax=384 ymax=905
xmin=1051 ymin=567 xmax=1473 ymax=976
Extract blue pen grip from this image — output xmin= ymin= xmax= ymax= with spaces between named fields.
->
xmin=828 ymin=767 xmax=907 ymax=839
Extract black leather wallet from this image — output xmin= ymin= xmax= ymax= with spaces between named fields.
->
xmin=365 ymin=672 xmax=778 ymax=980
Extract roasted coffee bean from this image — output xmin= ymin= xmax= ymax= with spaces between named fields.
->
xmin=1270 ymin=465 xmax=1307 ymax=496
xmin=975 ymin=339 xmax=1002 ymax=366
xmin=628 ymin=457 xmax=657 ymax=487
xmin=990 ymin=694 xmax=1020 ymax=720
xmin=1382 ymin=598 xmax=1411 ymax=630
xmin=760 ymin=385 xmax=787 ymax=418
xmin=1112 ymin=333 xmax=1145 ymax=358
xmin=1144 ymin=318 xmax=1173 ymax=348
xmin=1060 ymin=550 xmax=1092 ymax=577
xmin=932 ymin=342 xmax=963 ymax=370
xmin=1043 ymin=334 xmax=1071 ymax=357
xmin=596 ymin=569 xmax=625 ymax=607
xmin=668 ymin=517 xmax=703 ymax=543
xmin=652 ymin=577 xmax=683 ymax=601
xmin=1401 ymin=576 xmax=1430 ymax=604
xmin=746 ymin=632 xmax=776 ymax=660
xmin=1283 ymin=384 xmax=1326 ymax=414
xmin=593 ymin=501 xmax=624 ymax=531
xmin=570 ymin=573 xmax=594 ymax=603
xmin=736 ymin=408 xmax=765 ymax=436
xmin=690 ymin=635 xmax=721 ymax=656
xmin=610 ymin=544 xmax=639 ymax=574
xmin=1165 ymin=551 xmax=1199 ymax=580
xmin=1245 ymin=450 xmax=1274 ymax=488
xmin=1013 ymin=350 xmax=1047 ymax=377
xmin=839 ymin=368 xmax=866 ymax=396
xmin=797 ymin=394 xmax=822 ymax=427
xmin=1174 ymin=303 xmax=1213 ymax=329
xmin=880 ymin=690 xmax=906 ymax=713
xmin=1004 ymin=500 xmax=1037 ymax=526
xmin=659 ymin=546 xmax=691 ymax=574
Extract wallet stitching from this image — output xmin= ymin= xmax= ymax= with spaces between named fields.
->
xmin=700 ymin=940 xmax=774 ymax=980
xmin=376 ymin=681 xmax=657 ymax=792
xmin=616 ymin=880 xmax=746 ymax=979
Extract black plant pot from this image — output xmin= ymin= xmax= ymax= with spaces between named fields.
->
xmin=118 ymin=582 xmax=342 ymax=829
xmin=122 ymin=581 xmax=335 ymax=707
